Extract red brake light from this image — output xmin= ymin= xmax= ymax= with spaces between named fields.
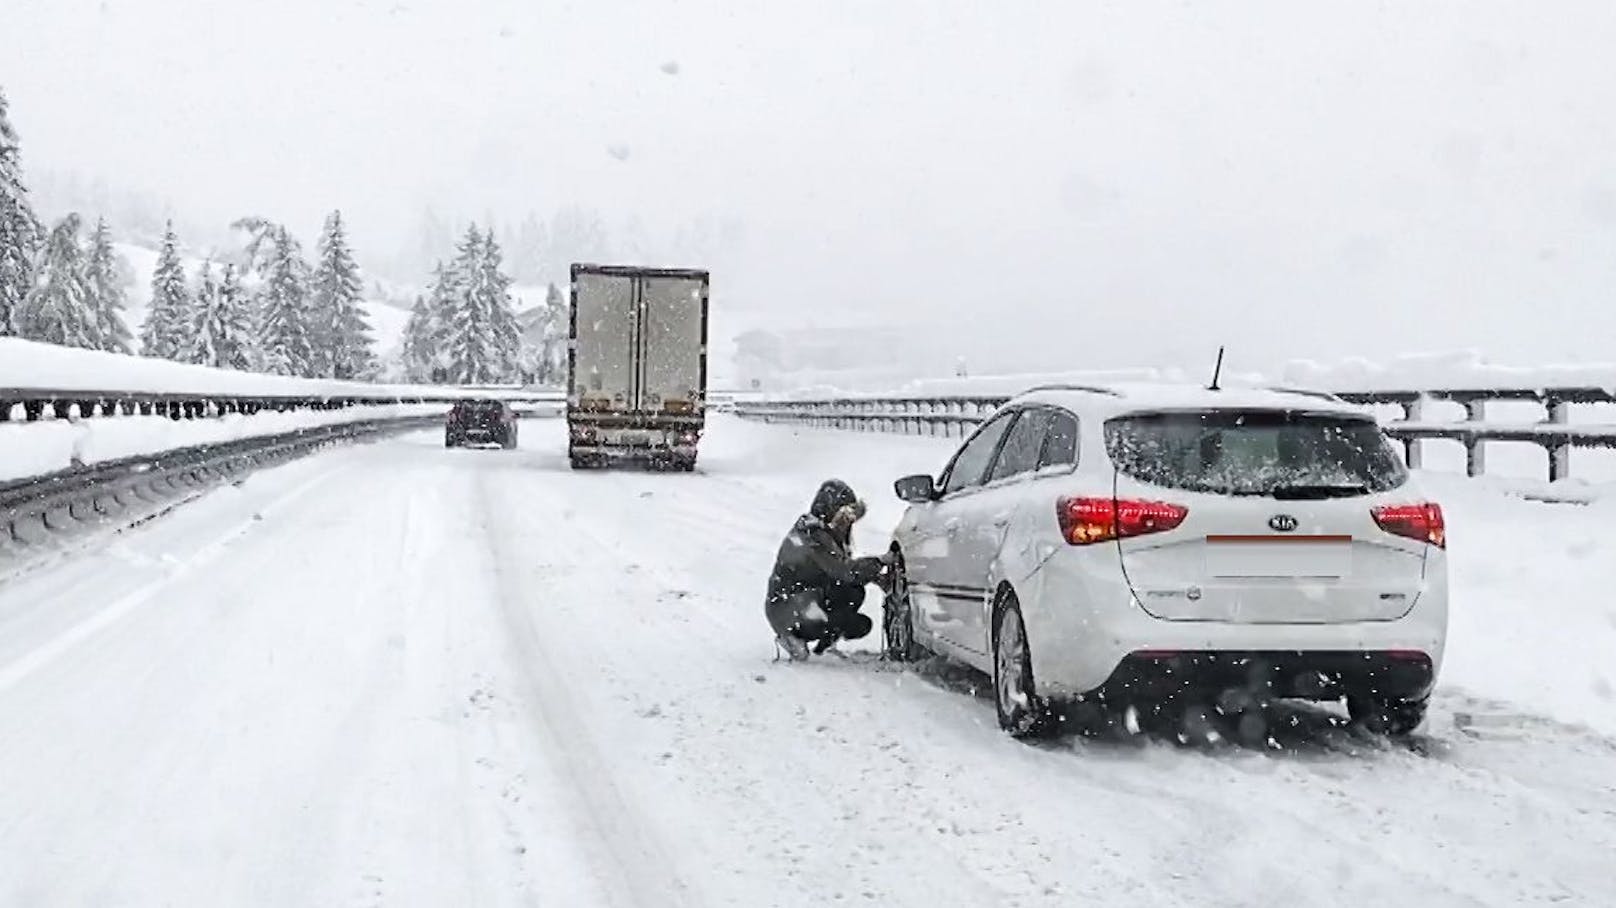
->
xmin=1371 ymin=503 xmax=1446 ymax=548
xmin=1057 ymin=497 xmax=1188 ymax=545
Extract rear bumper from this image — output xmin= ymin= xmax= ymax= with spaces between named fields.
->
xmin=568 ymin=414 xmax=702 ymax=456
xmin=1020 ymin=547 xmax=1449 ymax=701
xmin=1088 ymin=650 xmax=1435 ymax=703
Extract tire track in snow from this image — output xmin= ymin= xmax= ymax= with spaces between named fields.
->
xmin=473 ymin=468 xmax=698 ymax=908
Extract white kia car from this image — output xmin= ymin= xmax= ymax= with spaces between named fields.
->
xmin=883 ymin=384 xmax=1448 ymax=739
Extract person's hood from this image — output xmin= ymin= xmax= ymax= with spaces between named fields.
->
xmin=809 ymin=479 xmax=859 ymax=521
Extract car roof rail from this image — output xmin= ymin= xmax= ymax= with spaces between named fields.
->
xmin=1262 ymin=385 xmax=1345 ymax=402
xmin=1019 ymin=383 xmax=1124 ymax=397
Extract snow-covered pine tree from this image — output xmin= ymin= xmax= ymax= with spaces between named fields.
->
xmin=17 ymin=213 xmax=96 ymax=348
xmin=480 ymin=230 xmax=522 ymax=379
xmin=0 ymin=86 xmax=45 ymax=336
xmin=445 ymin=225 xmax=493 ymax=383
xmin=257 ymin=227 xmax=314 ymax=376
xmin=445 ymin=225 xmax=523 ymax=384
xmin=185 ymin=260 xmax=221 ymax=365
xmin=399 ymin=292 xmax=436 ymax=381
xmin=213 ymin=264 xmax=257 ymax=370
xmin=416 ymin=261 xmax=462 ymax=382
xmin=84 ymin=217 xmax=132 ymax=353
xmin=309 ymin=210 xmax=376 ymax=379
xmin=139 ymin=222 xmax=193 ymax=359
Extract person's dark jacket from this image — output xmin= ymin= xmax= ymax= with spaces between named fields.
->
xmin=766 ymin=480 xmax=884 ymax=607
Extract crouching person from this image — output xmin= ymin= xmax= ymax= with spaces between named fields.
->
xmin=766 ymin=479 xmax=890 ymax=660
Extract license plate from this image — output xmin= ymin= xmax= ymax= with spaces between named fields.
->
xmin=1204 ymin=536 xmax=1351 ymax=579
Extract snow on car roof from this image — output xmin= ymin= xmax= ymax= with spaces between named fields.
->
xmin=1011 ymin=382 xmax=1372 ymax=418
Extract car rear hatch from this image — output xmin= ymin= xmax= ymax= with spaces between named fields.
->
xmin=1102 ymin=408 xmax=1437 ymax=624
xmin=453 ymin=401 xmax=507 ymax=434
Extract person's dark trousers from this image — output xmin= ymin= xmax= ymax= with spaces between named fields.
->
xmin=814 ymin=583 xmax=873 ymax=650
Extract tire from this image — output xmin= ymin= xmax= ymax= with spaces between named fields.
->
xmin=444 ymin=434 xmax=458 ymax=448
xmin=502 ymin=431 xmax=517 ymax=450
xmin=674 ymin=457 xmax=696 ymax=472
xmin=993 ymin=593 xmax=1056 ymax=739
xmin=1348 ymin=695 xmax=1428 ymax=738
xmin=881 ymin=556 xmax=929 ymax=662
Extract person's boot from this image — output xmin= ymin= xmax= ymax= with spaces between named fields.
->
xmin=776 ymin=634 xmax=810 ymax=661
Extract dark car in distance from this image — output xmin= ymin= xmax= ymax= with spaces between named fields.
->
xmin=445 ymin=399 xmax=519 ymax=449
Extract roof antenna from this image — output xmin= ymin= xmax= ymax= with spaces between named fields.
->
xmin=1208 ymin=346 xmax=1226 ymax=391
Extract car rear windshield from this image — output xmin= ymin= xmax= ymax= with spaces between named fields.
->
xmin=458 ymin=400 xmax=504 ymax=414
xmin=1104 ymin=409 xmax=1407 ymax=497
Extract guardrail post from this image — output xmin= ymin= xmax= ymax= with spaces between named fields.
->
xmin=1401 ymin=397 xmax=1425 ymax=468
xmin=1463 ymin=399 xmax=1487 ymax=477
xmin=0 ymin=401 xmax=11 ymax=422
xmin=1546 ymin=398 xmax=1571 ymax=482
xmin=23 ymin=401 xmax=44 ymax=422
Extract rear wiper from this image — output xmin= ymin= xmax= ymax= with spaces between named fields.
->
xmin=1269 ymin=484 xmax=1370 ymax=500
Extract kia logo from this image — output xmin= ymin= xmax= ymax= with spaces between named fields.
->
xmin=1269 ymin=514 xmax=1299 ymax=532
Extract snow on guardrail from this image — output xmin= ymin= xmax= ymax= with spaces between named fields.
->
xmin=0 ymin=403 xmax=448 ymax=484
xmin=0 ymin=338 xmax=559 ymax=401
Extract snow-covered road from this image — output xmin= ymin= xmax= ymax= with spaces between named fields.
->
xmin=1 ymin=417 xmax=1613 ymax=907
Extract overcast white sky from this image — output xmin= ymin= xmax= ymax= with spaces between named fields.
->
xmin=9 ymin=0 xmax=1616 ymax=375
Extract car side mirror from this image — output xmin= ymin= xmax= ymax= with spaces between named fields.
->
xmin=894 ymin=474 xmax=938 ymax=503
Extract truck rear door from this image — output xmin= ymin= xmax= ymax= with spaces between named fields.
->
xmin=636 ymin=273 xmax=707 ymax=414
xmin=570 ymin=269 xmax=637 ymax=411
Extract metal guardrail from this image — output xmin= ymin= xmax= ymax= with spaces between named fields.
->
xmin=0 ymin=415 xmax=444 ymax=568
xmin=733 ymin=387 xmax=1616 ymax=483
xmin=0 ymin=387 xmax=563 ymax=423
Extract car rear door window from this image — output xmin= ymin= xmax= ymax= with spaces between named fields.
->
xmin=943 ymin=411 xmax=1017 ymax=495
xmin=1037 ymin=411 xmax=1078 ymax=470
xmin=989 ymin=409 xmax=1053 ymax=482
xmin=1104 ymin=409 xmax=1408 ymax=496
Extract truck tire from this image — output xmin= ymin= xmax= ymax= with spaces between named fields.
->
xmin=445 ymin=434 xmax=458 ymax=448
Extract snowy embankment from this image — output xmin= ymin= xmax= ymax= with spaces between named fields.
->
xmin=0 ymin=336 xmax=451 ymax=399
xmin=0 ymin=403 xmax=447 ymax=483
xmin=1282 ymin=350 xmax=1616 ymax=393
xmin=0 ymin=338 xmax=481 ymax=482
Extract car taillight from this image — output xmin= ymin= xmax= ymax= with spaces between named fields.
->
xmin=1057 ymin=497 xmax=1188 ymax=545
xmin=1371 ymin=503 xmax=1446 ymax=548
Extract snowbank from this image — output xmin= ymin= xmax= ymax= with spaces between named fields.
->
xmin=0 ymin=403 xmax=448 ymax=484
xmin=0 ymin=338 xmax=503 ymax=399
xmin=1283 ymin=351 xmax=1616 ymax=394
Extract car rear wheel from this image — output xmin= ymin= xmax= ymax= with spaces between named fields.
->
xmin=881 ymin=555 xmax=928 ymax=662
xmin=993 ymin=593 xmax=1056 ymax=739
xmin=1348 ymin=695 xmax=1428 ymax=738
xmin=444 ymin=434 xmax=458 ymax=448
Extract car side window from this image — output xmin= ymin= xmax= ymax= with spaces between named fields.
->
xmin=942 ymin=412 xmax=1017 ymax=495
xmin=1037 ymin=411 xmax=1079 ymax=470
xmin=988 ymin=409 xmax=1053 ymax=483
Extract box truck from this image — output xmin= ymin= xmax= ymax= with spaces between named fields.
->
xmin=568 ymin=264 xmax=710 ymax=470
